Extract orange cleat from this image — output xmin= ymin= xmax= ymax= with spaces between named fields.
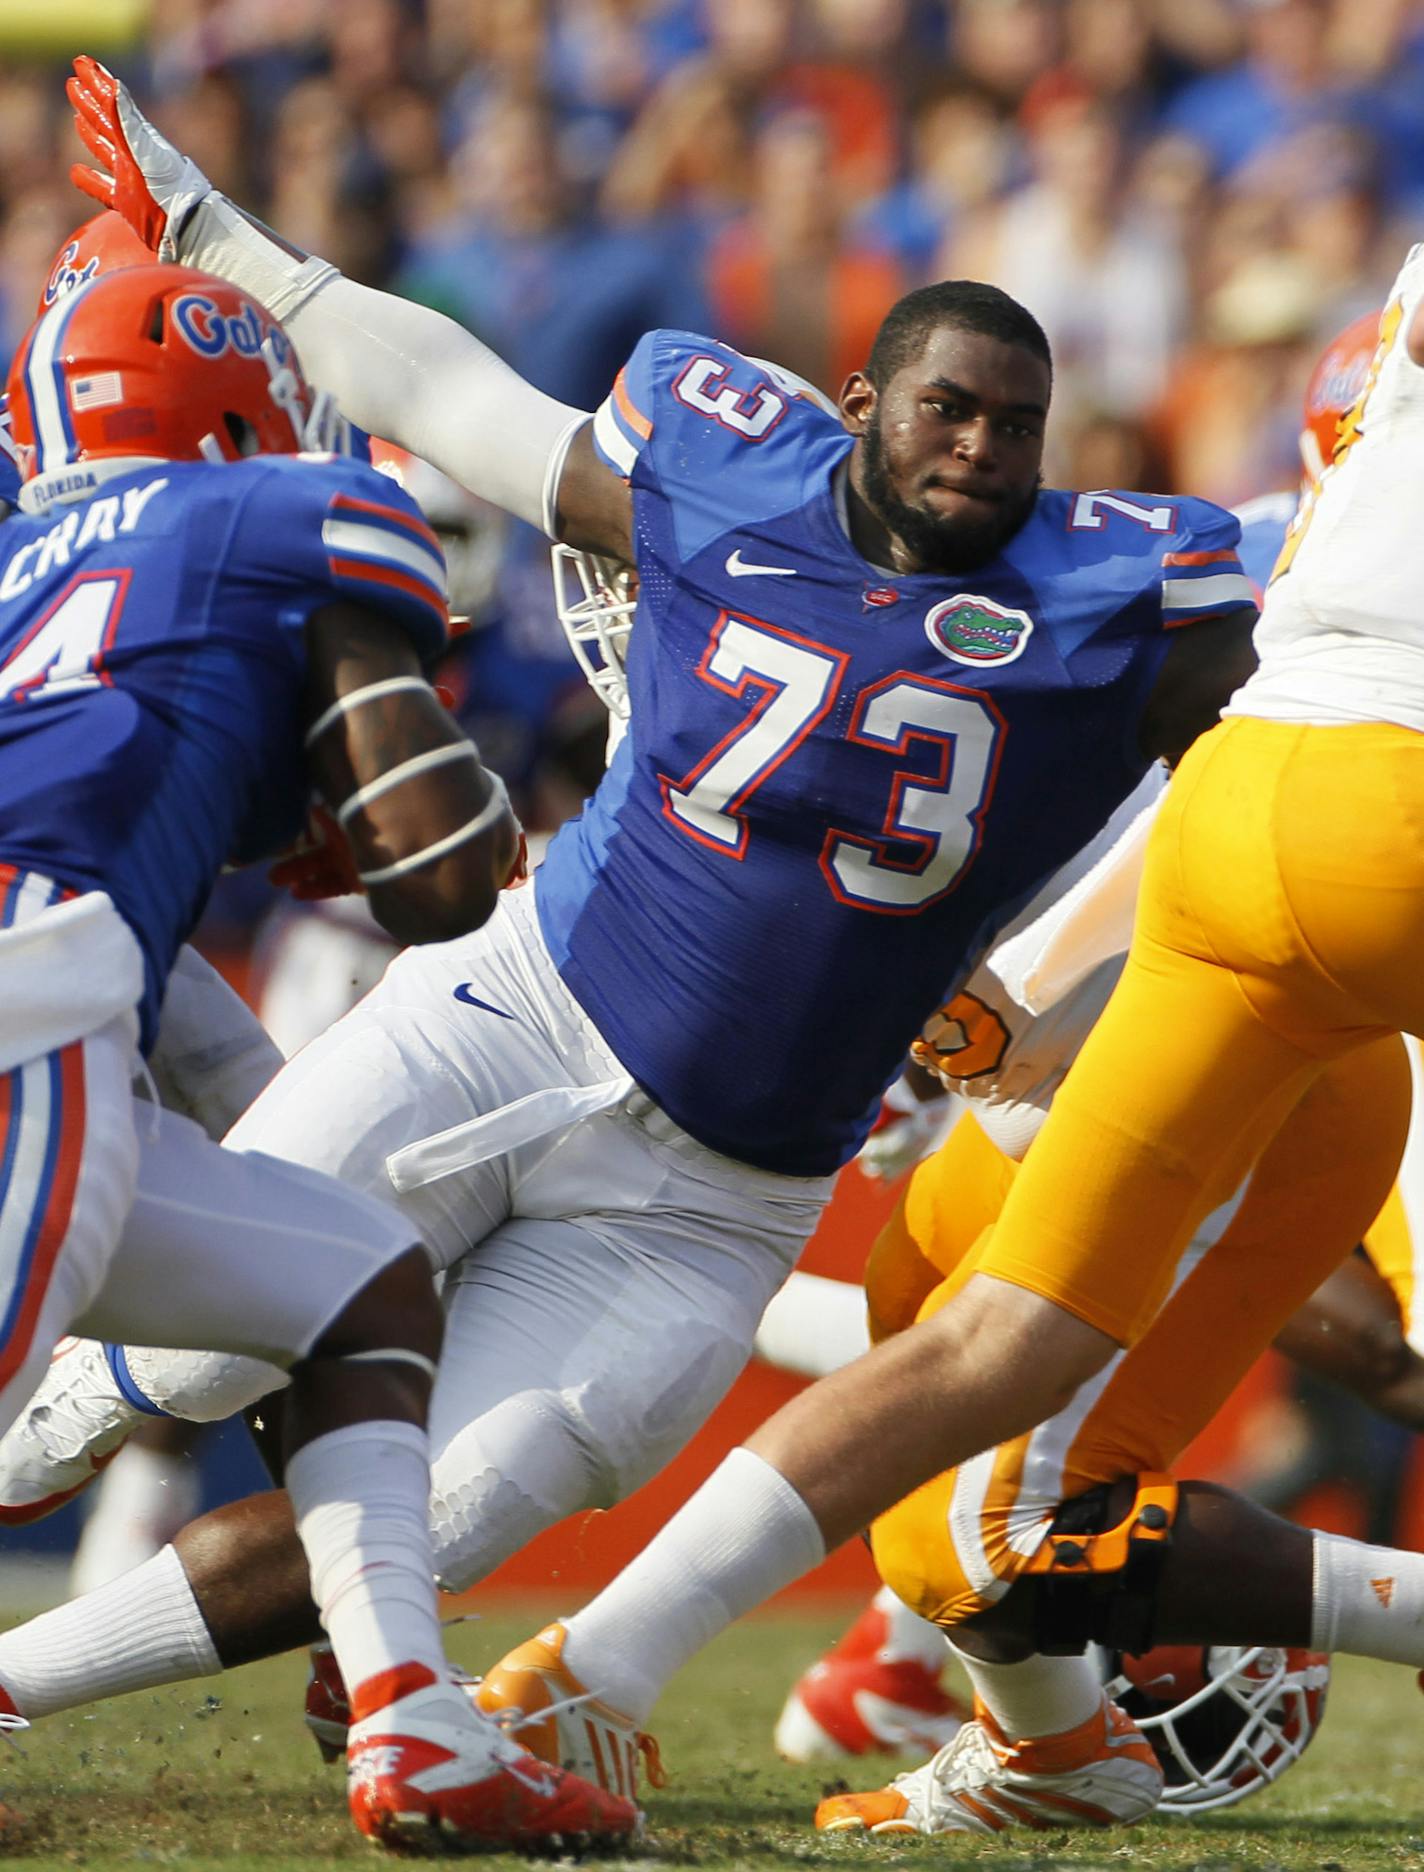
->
xmin=815 ymin=1693 xmax=1163 ymax=1836
xmin=474 ymin=1622 xmax=666 ymax=1800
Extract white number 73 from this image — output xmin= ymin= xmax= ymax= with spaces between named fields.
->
xmin=661 ymin=613 xmax=1003 ymax=912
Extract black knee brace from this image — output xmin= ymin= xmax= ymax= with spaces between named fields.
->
xmin=1026 ymin=1473 xmax=1178 ymax=1657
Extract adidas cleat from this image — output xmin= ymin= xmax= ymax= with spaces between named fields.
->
xmin=475 ymin=1622 xmax=666 ymax=1800
xmin=815 ymin=1693 xmax=1163 ymax=1836
xmin=347 ymin=1660 xmax=640 ymax=1853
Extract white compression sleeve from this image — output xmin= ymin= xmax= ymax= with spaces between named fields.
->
xmin=177 ymin=194 xmax=587 ymax=532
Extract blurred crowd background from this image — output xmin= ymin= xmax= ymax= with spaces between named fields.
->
xmin=3 ymin=0 xmax=1423 ymax=840
xmin=1 ymin=0 xmax=1423 ymax=1584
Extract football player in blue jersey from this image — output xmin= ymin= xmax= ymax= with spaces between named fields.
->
xmin=0 ymin=259 xmax=640 ymax=1852
xmin=0 ymin=58 xmax=1264 ymax=1805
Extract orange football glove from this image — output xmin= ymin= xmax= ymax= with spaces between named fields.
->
xmin=67 ymin=55 xmax=213 ymax=260
xmin=268 ymin=804 xmax=364 ymax=902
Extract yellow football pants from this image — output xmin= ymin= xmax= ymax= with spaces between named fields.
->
xmin=977 ymin=716 xmax=1424 ymax=1345
xmin=869 ymin=712 xmax=1424 ymax=1629
xmin=871 ymin=1032 xmax=1408 ymax=1627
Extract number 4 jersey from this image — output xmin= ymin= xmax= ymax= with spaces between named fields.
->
xmin=0 ymin=453 xmax=449 ymax=1049
xmin=535 ymin=330 xmax=1251 ymax=1177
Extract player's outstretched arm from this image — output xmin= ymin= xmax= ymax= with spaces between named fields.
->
xmin=1136 ymin=607 xmax=1258 ymax=765
xmin=303 ymin=601 xmax=518 ymax=945
xmin=66 ymin=55 xmax=632 ymax=558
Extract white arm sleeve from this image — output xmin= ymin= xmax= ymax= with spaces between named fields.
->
xmin=148 ymin=945 xmax=284 ymax=1141
xmin=177 ymin=193 xmax=588 ymax=533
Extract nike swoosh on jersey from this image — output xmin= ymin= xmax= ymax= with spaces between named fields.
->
xmin=452 ymin=984 xmax=516 ymax=1019
xmin=725 ymin=549 xmax=798 ymax=578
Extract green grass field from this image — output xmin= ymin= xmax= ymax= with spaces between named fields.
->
xmin=0 ymin=1603 xmax=1420 ymax=1870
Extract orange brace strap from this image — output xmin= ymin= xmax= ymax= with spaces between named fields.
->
xmin=1026 ymin=1474 xmax=1180 ymax=1656
xmin=1025 ymin=1473 xmax=1178 ymax=1578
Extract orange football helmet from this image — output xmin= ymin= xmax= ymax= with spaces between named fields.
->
xmin=8 ymin=263 xmax=314 ymax=509
xmin=38 ymin=209 xmax=153 ymax=316
xmin=1299 ymin=310 xmax=1380 ymax=484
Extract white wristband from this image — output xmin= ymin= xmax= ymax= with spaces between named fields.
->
xmin=358 ymin=775 xmax=511 ymax=887
xmin=178 ymin=193 xmax=338 ymax=324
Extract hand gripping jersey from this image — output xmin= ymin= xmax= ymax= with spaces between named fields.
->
xmin=536 ymin=330 xmax=1250 ymax=1176
xmin=0 ymin=453 xmax=448 ymax=1048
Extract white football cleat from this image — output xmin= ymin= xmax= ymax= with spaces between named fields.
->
xmin=474 ymin=1621 xmax=666 ymax=1799
xmin=775 ymin=1596 xmax=969 ymax=1761
xmin=347 ymin=1660 xmax=641 ymax=1852
xmin=0 ymin=1339 xmax=144 ymax=1525
xmin=815 ymin=1694 xmax=1164 ymax=1836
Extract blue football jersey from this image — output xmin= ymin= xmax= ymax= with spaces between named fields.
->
xmin=0 ymin=453 xmax=449 ymax=1048
xmin=536 ymin=331 xmax=1254 ymax=1179
xmin=1232 ymin=489 xmax=1295 ymax=598
xmin=0 ymin=402 xmax=21 ymax=517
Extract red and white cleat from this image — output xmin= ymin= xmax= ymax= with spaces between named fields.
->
xmin=814 ymin=1694 xmax=1163 ymax=1836
xmin=475 ymin=1622 xmax=666 ymax=1800
xmin=305 ymin=1642 xmax=350 ymax=1764
xmin=346 ymin=1661 xmax=641 ymax=1853
xmin=775 ymin=1598 xmax=970 ymax=1762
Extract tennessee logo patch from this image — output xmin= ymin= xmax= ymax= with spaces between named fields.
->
xmin=1371 ymin=1576 xmax=1395 ymax=1608
xmin=924 ymin=594 xmax=1033 ymax=668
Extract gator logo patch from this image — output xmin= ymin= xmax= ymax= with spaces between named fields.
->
xmin=923 ymin=594 xmax=1033 ymax=668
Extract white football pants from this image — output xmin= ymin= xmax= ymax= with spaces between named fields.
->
xmin=115 ymin=880 xmax=833 ymax=1590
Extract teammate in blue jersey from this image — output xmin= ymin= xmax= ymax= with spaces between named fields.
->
xmin=0 ymin=258 xmax=641 ymax=1852
xmin=0 ymin=63 xmax=1259 ymax=1798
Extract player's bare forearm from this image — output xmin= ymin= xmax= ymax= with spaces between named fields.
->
xmin=1137 ymin=606 xmax=1259 ymax=764
xmin=554 ymin=422 xmax=634 ymax=562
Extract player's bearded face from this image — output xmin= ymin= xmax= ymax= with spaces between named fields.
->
xmin=853 ymin=331 xmax=1049 ymax=574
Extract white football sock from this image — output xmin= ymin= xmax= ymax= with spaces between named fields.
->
xmin=1312 ymin=1532 xmax=1424 ymax=1662
xmin=950 ymin=1645 xmax=1103 ymax=1741
xmin=562 ymin=1448 xmax=824 ymax=1725
xmin=873 ymin=1584 xmax=952 ymax=1670
xmin=286 ymin=1420 xmax=444 ymax=1693
xmin=0 ymin=1544 xmax=218 ymax=1718
xmin=70 ymin=1439 xmax=203 ymax=1596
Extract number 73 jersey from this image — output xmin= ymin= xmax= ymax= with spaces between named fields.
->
xmin=537 ymin=329 xmax=1250 ymax=1178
